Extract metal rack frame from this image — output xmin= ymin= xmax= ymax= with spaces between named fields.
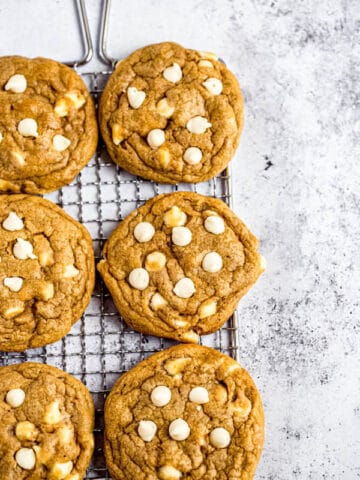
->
xmin=0 ymin=1 xmax=240 ymax=478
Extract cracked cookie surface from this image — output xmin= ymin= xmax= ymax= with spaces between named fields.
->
xmin=0 ymin=362 xmax=94 ymax=479
xmin=104 ymin=344 xmax=264 ymax=480
xmin=99 ymin=42 xmax=243 ymax=183
xmin=0 ymin=194 xmax=95 ymax=351
xmin=97 ymin=192 xmax=264 ymax=342
xmin=0 ymin=56 xmax=97 ymax=194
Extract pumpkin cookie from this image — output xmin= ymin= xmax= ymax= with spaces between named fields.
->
xmin=97 ymin=192 xmax=265 ymax=342
xmin=99 ymin=42 xmax=243 ymax=183
xmin=0 ymin=56 xmax=97 ymax=193
xmin=0 ymin=362 xmax=94 ymax=479
xmin=0 ymin=195 xmax=95 ymax=351
xmin=104 ymin=344 xmax=264 ymax=480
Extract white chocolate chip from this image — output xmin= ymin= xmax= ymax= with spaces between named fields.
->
xmin=206 ymin=210 xmax=221 ymax=218
xmin=169 ymin=418 xmax=190 ymax=441
xmin=198 ymin=60 xmax=214 ymax=68
xmin=0 ymin=179 xmax=14 ymax=190
xmin=156 ymin=98 xmax=175 ymax=118
xmin=6 ymin=388 xmax=25 ymax=407
xmin=11 ymin=151 xmax=25 ymax=168
xmin=260 ymin=255 xmax=267 ymax=270
xmin=54 ymin=98 xmax=68 ymax=117
xmin=173 ymin=278 xmax=195 ymax=298
xmin=65 ymin=91 xmax=85 ymax=109
xmin=213 ymin=384 xmax=228 ymax=404
xmin=55 ymin=91 xmax=85 ymax=117
xmin=202 ymin=77 xmax=223 ymax=95
xmin=181 ymin=330 xmax=199 ymax=343
xmin=172 ymin=226 xmax=192 ymax=246
xmin=204 ymin=215 xmax=225 ymax=234
xmin=138 ymin=420 xmax=157 ymax=442
xmin=39 ymin=282 xmax=55 ymax=301
xmin=226 ymin=363 xmax=241 ymax=374
xmin=53 ymin=134 xmax=71 ymax=152
xmin=150 ymin=292 xmax=167 ymax=310
xmin=158 ymin=147 xmax=171 ymax=167
xmin=158 ymin=466 xmax=182 ymax=480
xmin=145 ymin=251 xmax=166 ymax=272
xmin=57 ymin=425 xmax=74 ymax=444
xmin=18 ymin=118 xmax=38 ymax=137
xmin=232 ymin=397 xmax=252 ymax=419
xmin=186 ymin=116 xmax=212 ymax=134
xmin=151 ymin=386 xmax=171 ymax=407
xmin=39 ymin=249 xmax=54 ymax=268
xmin=134 ymin=222 xmax=155 ymax=243
xmin=4 ymin=74 xmax=27 ymax=93
xmin=199 ymin=51 xmax=219 ymax=61
xmin=198 ymin=299 xmax=217 ymax=319
xmin=210 ymin=427 xmax=231 ymax=448
xmin=202 ymin=252 xmax=223 ymax=273
xmin=147 ymin=129 xmax=165 ymax=149
xmin=164 ymin=206 xmax=187 ymax=227
xmin=127 ymin=86 xmax=146 ymax=109
xmin=63 ymin=264 xmax=79 ymax=278
xmin=13 ymin=238 xmax=37 ymax=260
xmin=50 ymin=461 xmax=73 ymax=479
xmin=164 ymin=357 xmax=191 ymax=375
xmin=3 ymin=304 xmax=25 ymax=319
xmin=0 ymin=132 xmax=3 ymax=143
xmin=163 ymin=63 xmax=182 ymax=83
xmin=2 ymin=212 xmax=24 ymax=231
xmin=15 ymin=448 xmax=35 ymax=470
xmin=183 ymin=147 xmax=202 ymax=165
xmin=128 ymin=268 xmax=149 ymax=290
xmin=189 ymin=387 xmax=209 ymax=404
xmin=3 ymin=276 xmax=23 ymax=292
xmin=227 ymin=116 xmax=237 ymax=129
xmin=44 ymin=400 xmax=62 ymax=425
xmin=172 ymin=319 xmax=188 ymax=328
xmin=111 ymin=124 xmax=126 ymax=145
xmin=15 ymin=421 xmax=38 ymax=441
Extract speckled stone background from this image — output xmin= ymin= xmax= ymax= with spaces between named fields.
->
xmin=1 ymin=0 xmax=359 ymax=478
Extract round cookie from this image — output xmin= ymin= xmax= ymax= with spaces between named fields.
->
xmin=97 ymin=192 xmax=265 ymax=343
xmin=0 ymin=362 xmax=94 ymax=479
xmin=0 ymin=56 xmax=98 ymax=194
xmin=0 ymin=194 xmax=95 ymax=351
xmin=104 ymin=344 xmax=264 ymax=480
xmin=99 ymin=42 xmax=243 ymax=183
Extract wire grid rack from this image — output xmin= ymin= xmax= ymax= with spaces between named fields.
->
xmin=0 ymin=1 xmax=240 ymax=478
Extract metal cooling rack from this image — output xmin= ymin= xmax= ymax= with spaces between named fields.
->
xmin=0 ymin=1 xmax=239 ymax=478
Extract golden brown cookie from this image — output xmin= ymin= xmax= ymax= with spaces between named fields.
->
xmin=0 ymin=362 xmax=94 ymax=479
xmin=99 ymin=42 xmax=243 ymax=183
xmin=0 ymin=194 xmax=95 ymax=351
xmin=97 ymin=192 xmax=265 ymax=342
xmin=0 ymin=56 xmax=98 ymax=194
xmin=105 ymin=344 xmax=264 ymax=480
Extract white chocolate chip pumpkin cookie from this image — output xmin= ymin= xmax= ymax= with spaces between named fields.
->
xmin=97 ymin=192 xmax=265 ymax=342
xmin=0 ymin=56 xmax=98 ymax=194
xmin=99 ymin=42 xmax=243 ymax=183
xmin=104 ymin=344 xmax=264 ymax=479
xmin=0 ymin=362 xmax=94 ymax=479
xmin=0 ymin=195 xmax=95 ymax=351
